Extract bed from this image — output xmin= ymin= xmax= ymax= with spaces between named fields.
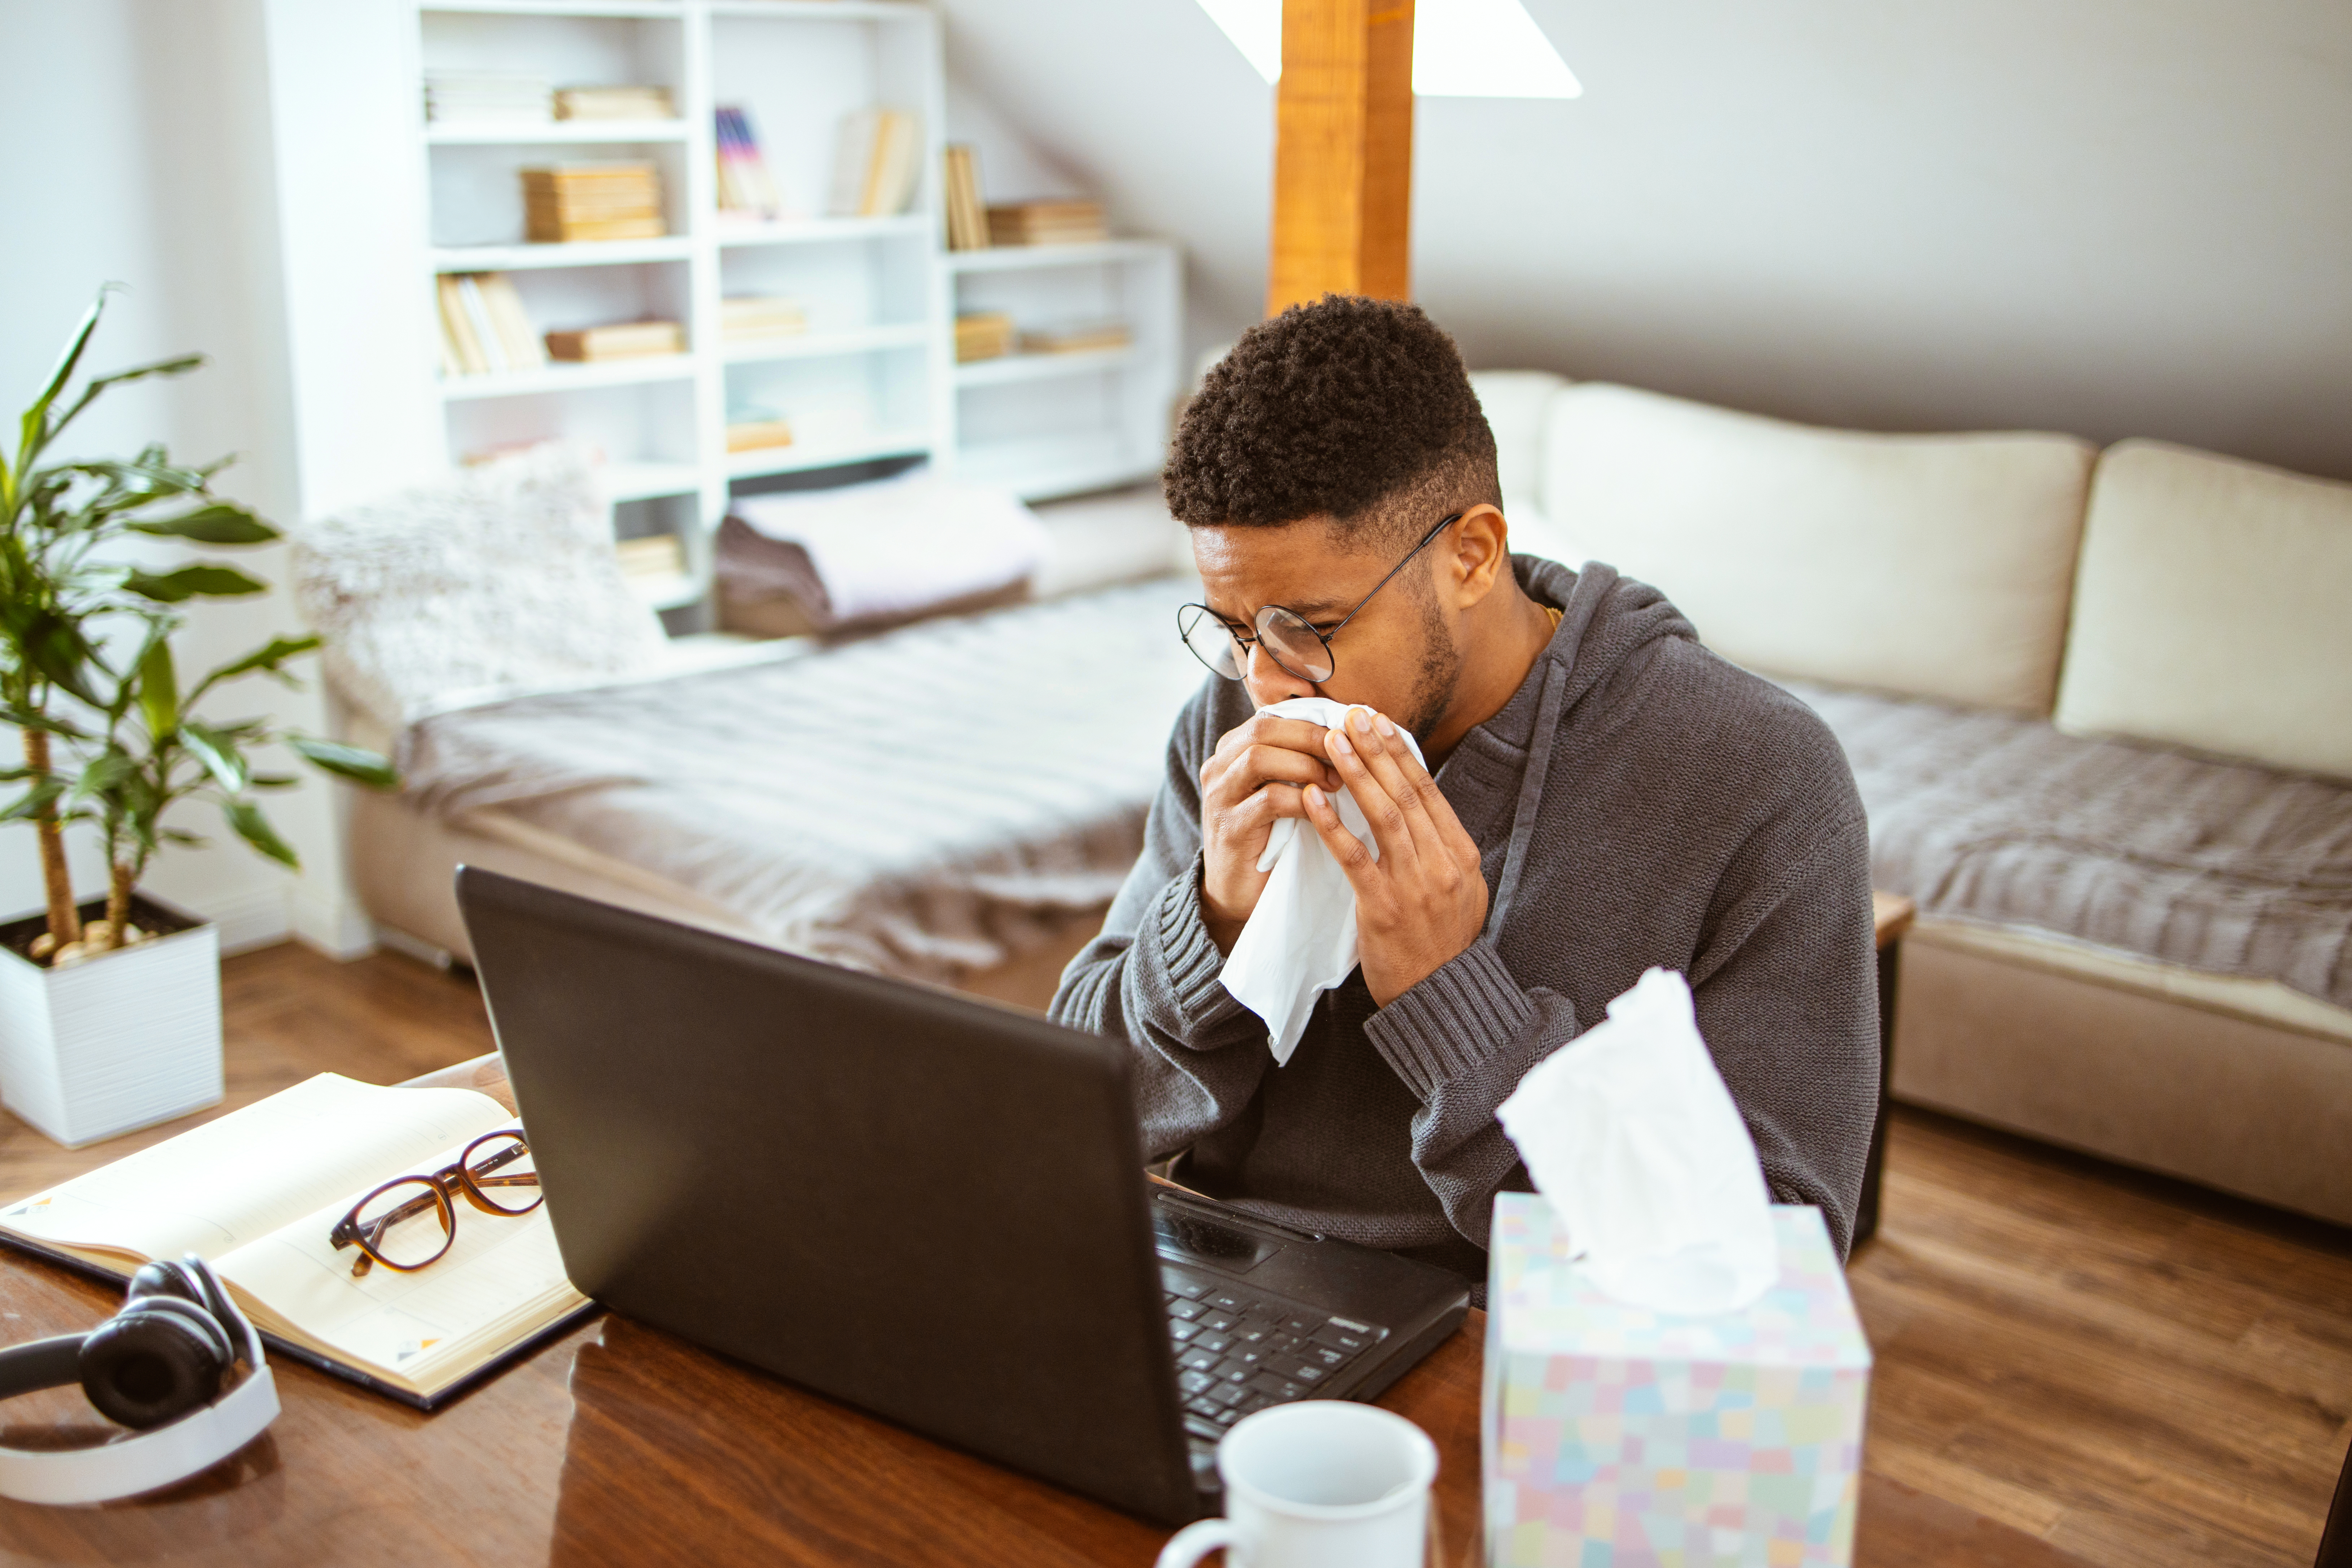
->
xmin=304 ymin=455 xmax=1200 ymax=1011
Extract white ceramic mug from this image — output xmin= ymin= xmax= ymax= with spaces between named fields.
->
xmin=1154 ymin=1401 xmax=1437 ymax=1568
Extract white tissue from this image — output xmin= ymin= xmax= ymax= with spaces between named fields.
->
xmin=1495 ymin=968 xmax=1780 ymax=1315
xmin=1220 ymin=697 xmax=1425 ymax=1064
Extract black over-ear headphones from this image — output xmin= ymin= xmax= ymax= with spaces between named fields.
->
xmin=0 ymin=1255 xmax=280 ymax=1504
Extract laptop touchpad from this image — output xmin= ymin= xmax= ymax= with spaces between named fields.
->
xmin=1154 ymin=1203 xmax=1281 ymax=1271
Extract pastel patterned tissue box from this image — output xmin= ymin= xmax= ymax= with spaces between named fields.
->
xmin=1483 ymin=1194 xmax=1871 ymax=1567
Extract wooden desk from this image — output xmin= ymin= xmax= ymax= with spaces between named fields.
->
xmin=0 ymin=1045 xmax=2080 ymax=1568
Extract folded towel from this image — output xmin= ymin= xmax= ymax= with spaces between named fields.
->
xmin=719 ymin=472 xmax=1050 ymax=632
xmin=1220 ymin=696 xmax=1426 ymax=1063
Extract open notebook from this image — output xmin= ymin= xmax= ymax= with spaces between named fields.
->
xmin=0 ymin=1073 xmax=591 ymax=1407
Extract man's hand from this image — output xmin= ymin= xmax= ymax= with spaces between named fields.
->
xmin=1198 ymin=713 xmax=1343 ymax=951
xmin=1303 ymin=706 xmax=1489 ymax=1006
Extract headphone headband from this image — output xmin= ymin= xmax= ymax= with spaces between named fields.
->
xmin=0 ymin=1256 xmax=279 ymax=1506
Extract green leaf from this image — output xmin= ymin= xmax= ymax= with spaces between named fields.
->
xmin=196 ymin=634 xmax=319 ymax=690
xmin=288 ymin=734 xmax=399 ymax=790
xmin=68 ymin=751 xmax=135 ymax=805
xmin=0 ymin=777 xmax=66 ymax=823
xmin=123 ymin=563 xmax=269 ymax=602
xmin=248 ymin=773 xmax=299 ymax=789
xmin=22 ymin=610 xmax=105 ymax=707
xmin=0 ymin=703 xmax=91 ymax=741
xmin=225 ymin=799 xmax=299 ymax=868
xmin=137 ymin=635 xmax=178 ymax=738
xmin=127 ymin=502 xmax=277 ymax=545
xmin=162 ymin=828 xmax=205 ymax=847
xmin=181 ymin=718 xmax=251 ymax=794
xmin=19 ymin=289 xmax=111 ymax=468
xmin=47 ymin=355 xmax=207 ymax=448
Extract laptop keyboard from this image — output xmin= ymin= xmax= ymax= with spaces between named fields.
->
xmin=1162 ymin=1263 xmax=1390 ymax=1446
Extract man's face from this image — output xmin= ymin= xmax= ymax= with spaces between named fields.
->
xmin=1190 ymin=516 xmax=1462 ymax=741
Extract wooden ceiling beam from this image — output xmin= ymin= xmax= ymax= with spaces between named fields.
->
xmin=1267 ymin=0 xmax=1416 ymax=316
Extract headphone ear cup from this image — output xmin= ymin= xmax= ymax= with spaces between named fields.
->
xmin=79 ymin=1303 xmax=231 ymax=1429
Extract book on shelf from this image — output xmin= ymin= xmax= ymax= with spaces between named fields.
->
xmin=1018 ymin=320 xmax=1133 ymax=355
xmin=425 ymin=70 xmax=550 ymax=127
xmin=955 ymin=310 xmax=1015 ymax=364
xmin=721 ymin=295 xmax=809 ymax=343
xmin=726 ymin=407 xmax=796 ymax=453
xmin=714 ymin=105 xmax=785 ymax=222
xmin=943 ymin=144 xmax=989 ymax=251
xmin=828 ymin=109 xmax=920 ymax=219
xmin=436 ymin=273 xmax=547 ymax=377
xmin=616 ymin=534 xmax=687 ymax=580
xmin=986 ymin=200 xmax=1109 ymax=247
xmin=522 ymin=162 xmax=666 ymax=243
xmin=544 ymin=320 xmax=686 ymax=362
xmin=0 ymin=1073 xmax=591 ymax=1409
xmin=554 ymin=84 xmax=675 ymax=122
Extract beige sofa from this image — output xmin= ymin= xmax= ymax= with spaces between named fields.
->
xmin=1471 ymin=372 xmax=2352 ymax=1228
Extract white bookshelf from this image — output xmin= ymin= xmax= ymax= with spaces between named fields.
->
xmin=410 ymin=0 xmax=1182 ymax=625
xmin=415 ymin=0 xmax=948 ymax=622
xmin=938 ymin=238 xmax=1181 ymax=504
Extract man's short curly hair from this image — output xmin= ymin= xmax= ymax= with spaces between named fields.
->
xmin=1164 ymin=295 xmax=1500 ymax=544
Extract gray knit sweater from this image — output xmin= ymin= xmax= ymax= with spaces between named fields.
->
xmin=1050 ymin=557 xmax=1879 ymax=1286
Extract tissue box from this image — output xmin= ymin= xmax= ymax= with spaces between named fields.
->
xmin=1483 ymin=1195 xmax=1871 ymax=1567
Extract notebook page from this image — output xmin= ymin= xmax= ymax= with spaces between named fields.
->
xmin=0 ymin=1075 xmax=512 ymax=1266
xmin=215 ymin=1126 xmax=585 ymax=1385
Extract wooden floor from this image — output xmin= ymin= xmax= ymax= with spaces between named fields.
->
xmin=1 ymin=943 xmax=2344 ymax=1568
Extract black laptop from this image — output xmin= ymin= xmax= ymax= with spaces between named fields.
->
xmin=455 ymin=867 xmax=1470 ymax=1525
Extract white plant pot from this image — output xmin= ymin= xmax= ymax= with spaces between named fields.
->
xmin=0 ymin=896 xmax=224 ymax=1148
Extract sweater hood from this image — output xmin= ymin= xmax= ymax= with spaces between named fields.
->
xmin=1469 ymin=557 xmax=1699 ymax=923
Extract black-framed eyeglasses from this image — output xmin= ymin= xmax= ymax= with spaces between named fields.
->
xmin=1177 ymin=512 xmax=1462 ymax=685
xmin=327 ymin=1130 xmax=541 ymax=1278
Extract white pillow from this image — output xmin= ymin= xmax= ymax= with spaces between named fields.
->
xmin=2056 ymin=440 xmax=2352 ymax=780
xmin=294 ymin=443 xmax=669 ymax=730
xmin=1539 ymin=384 xmax=2094 ymax=714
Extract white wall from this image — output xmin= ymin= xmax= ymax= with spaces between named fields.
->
xmin=0 ymin=0 xmax=349 ymax=952
xmin=939 ymin=0 xmax=2352 ymax=481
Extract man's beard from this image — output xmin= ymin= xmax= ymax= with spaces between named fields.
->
xmin=1403 ymin=590 xmax=1462 ymax=745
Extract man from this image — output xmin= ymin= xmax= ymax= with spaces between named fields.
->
xmin=1051 ymin=296 xmax=1877 ymax=1292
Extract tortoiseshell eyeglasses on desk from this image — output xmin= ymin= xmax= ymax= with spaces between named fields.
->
xmin=329 ymin=1130 xmax=543 ymax=1277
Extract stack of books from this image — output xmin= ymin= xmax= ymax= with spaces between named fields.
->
xmin=1019 ymin=321 xmax=1132 ymax=356
xmin=714 ymin=106 xmax=785 ymax=221
xmin=554 ymin=84 xmax=674 ymax=121
xmin=436 ymin=273 xmax=547 ymax=377
xmin=828 ymin=109 xmax=920 ymax=218
xmin=543 ymin=321 xmax=686 ymax=362
xmin=522 ymin=163 xmax=666 ymax=243
xmin=425 ymin=70 xmax=550 ymax=126
xmin=955 ymin=311 xmax=1015 ymax=364
xmin=943 ymin=145 xmax=989 ymax=251
xmin=616 ymin=534 xmax=687 ymax=583
xmin=726 ymin=404 xmax=795 ymax=453
xmin=987 ymin=201 xmax=1109 ymax=247
xmin=721 ymin=296 xmax=808 ymax=344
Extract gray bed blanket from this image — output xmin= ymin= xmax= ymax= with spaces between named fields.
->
xmin=400 ymin=579 xmax=1208 ymax=980
xmin=1787 ymin=680 xmax=2352 ymax=1012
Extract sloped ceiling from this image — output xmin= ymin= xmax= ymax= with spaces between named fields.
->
xmin=937 ymin=0 xmax=2352 ymax=479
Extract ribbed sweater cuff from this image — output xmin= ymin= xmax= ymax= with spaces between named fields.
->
xmin=1153 ymin=858 xmax=1245 ymax=1035
xmin=1364 ymin=937 xmax=1539 ymax=1100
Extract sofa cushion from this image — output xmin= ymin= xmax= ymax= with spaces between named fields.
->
xmin=1539 ymin=384 xmax=2095 ymax=714
xmin=1787 ymin=678 xmax=2352 ymax=1015
xmin=1469 ymin=370 xmax=1581 ymax=566
xmin=2055 ymin=440 xmax=2352 ymax=781
xmin=1468 ymin=369 xmax=1569 ymax=519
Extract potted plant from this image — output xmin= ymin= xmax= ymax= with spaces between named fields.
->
xmin=0 ymin=290 xmax=395 ymax=1146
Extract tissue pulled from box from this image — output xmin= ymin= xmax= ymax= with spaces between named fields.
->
xmin=1220 ymin=697 xmax=1424 ymax=1064
xmin=1495 ymin=967 xmax=1778 ymax=1314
